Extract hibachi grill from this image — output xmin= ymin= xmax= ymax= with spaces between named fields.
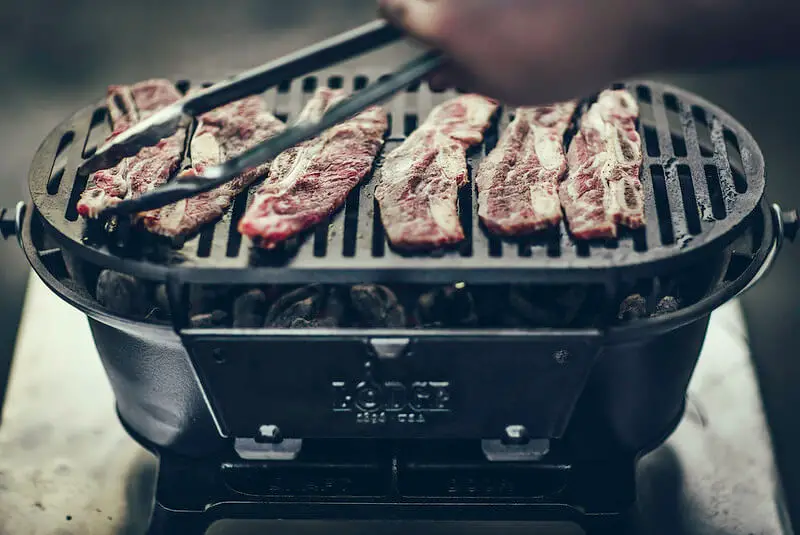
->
xmin=2 ymin=69 xmax=798 ymax=534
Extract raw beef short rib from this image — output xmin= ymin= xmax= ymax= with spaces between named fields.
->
xmin=239 ymin=87 xmax=388 ymax=249
xmin=560 ymin=89 xmax=644 ymax=240
xmin=140 ymin=95 xmax=286 ymax=237
xmin=375 ymin=94 xmax=498 ymax=250
xmin=77 ymin=79 xmax=186 ymax=219
xmin=476 ymin=102 xmax=576 ymax=236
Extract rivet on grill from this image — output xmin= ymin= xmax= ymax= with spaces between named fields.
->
xmin=782 ymin=210 xmax=799 ymax=242
xmin=255 ymin=425 xmax=283 ymax=444
xmin=212 ymin=348 xmax=226 ymax=364
xmin=553 ymin=350 xmax=570 ymax=365
xmin=502 ymin=425 xmax=530 ymax=446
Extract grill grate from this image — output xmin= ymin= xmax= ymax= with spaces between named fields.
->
xmin=28 ymin=73 xmax=765 ymax=285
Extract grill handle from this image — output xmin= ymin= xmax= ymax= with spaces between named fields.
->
xmin=734 ymin=204 xmax=796 ymax=299
xmin=0 ymin=202 xmax=25 ymax=246
xmin=781 ymin=208 xmax=799 ymax=243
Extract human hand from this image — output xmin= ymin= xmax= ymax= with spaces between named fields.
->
xmin=379 ymin=0 xmax=674 ymax=106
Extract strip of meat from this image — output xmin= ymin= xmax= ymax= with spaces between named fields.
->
xmin=140 ymin=95 xmax=286 ymax=237
xmin=560 ymin=89 xmax=644 ymax=240
xmin=77 ymin=79 xmax=185 ymax=218
xmin=375 ymin=94 xmax=498 ymax=250
xmin=238 ymin=87 xmax=388 ymax=248
xmin=476 ymin=102 xmax=576 ymax=236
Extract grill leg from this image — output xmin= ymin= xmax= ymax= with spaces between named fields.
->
xmin=146 ymin=502 xmax=210 ymax=535
xmin=144 ymin=446 xmax=220 ymax=535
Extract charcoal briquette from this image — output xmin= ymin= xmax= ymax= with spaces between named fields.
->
xmin=413 ymin=286 xmax=477 ymax=328
xmin=233 ymin=290 xmax=267 ymax=328
xmin=653 ymin=296 xmax=680 ymax=317
xmin=265 ymin=286 xmax=325 ymax=328
xmin=322 ymin=288 xmax=348 ymax=326
xmin=311 ymin=316 xmax=340 ymax=328
xmin=153 ymin=284 xmax=171 ymax=319
xmin=618 ymin=294 xmax=648 ymax=321
xmin=95 ymin=270 xmax=150 ymax=318
xmin=189 ymin=285 xmax=233 ymax=315
xmin=190 ymin=313 xmax=215 ymax=328
xmin=190 ymin=310 xmax=229 ymax=328
xmin=350 ymin=285 xmax=407 ymax=328
xmin=290 ymin=318 xmax=313 ymax=329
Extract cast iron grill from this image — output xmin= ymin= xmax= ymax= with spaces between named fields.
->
xmin=28 ymin=72 xmax=764 ymax=285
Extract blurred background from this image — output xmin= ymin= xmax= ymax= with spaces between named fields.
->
xmin=0 ymin=0 xmax=798 ymax=526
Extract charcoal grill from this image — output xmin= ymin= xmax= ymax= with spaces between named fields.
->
xmin=2 ymin=70 xmax=798 ymax=535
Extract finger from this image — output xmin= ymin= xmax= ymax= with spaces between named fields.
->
xmin=378 ymin=0 xmax=449 ymax=47
xmin=426 ymin=63 xmax=459 ymax=92
xmin=427 ymin=71 xmax=453 ymax=92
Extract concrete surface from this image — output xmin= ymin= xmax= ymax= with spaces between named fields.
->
xmin=0 ymin=273 xmax=788 ymax=535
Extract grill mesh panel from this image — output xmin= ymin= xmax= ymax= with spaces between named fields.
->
xmin=28 ymin=74 xmax=765 ymax=285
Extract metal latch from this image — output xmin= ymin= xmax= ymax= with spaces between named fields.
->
xmin=234 ymin=425 xmax=303 ymax=461
xmin=481 ymin=426 xmax=551 ymax=462
xmin=781 ymin=208 xmax=799 ymax=242
xmin=368 ymin=337 xmax=410 ymax=360
xmin=0 ymin=204 xmax=17 ymax=239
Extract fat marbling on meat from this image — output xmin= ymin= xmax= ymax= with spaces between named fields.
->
xmin=476 ymin=102 xmax=576 ymax=236
xmin=560 ymin=89 xmax=644 ymax=240
xmin=375 ymin=94 xmax=498 ymax=250
xmin=140 ymin=95 xmax=286 ymax=236
xmin=238 ymin=87 xmax=388 ymax=249
xmin=77 ymin=79 xmax=186 ymax=219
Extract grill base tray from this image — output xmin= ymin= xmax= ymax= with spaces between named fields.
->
xmin=124 ymin=416 xmax=637 ymax=535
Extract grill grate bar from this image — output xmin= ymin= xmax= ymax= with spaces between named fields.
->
xmin=638 ymin=163 xmax=661 ymax=250
xmin=47 ymin=132 xmax=75 ymax=196
xmin=81 ymin=108 xmax=108 ymax=159
xmin=663 ymin=161 xmax=691 ymax=242
xmin=209 ymin=215 xmax=230 ymax=260
xmin=388 ymin=91 xmax=407 ymax=139
xmin=457 ymin=174 xmax=474 ymax=258
xmin=470 ymin=108 xmax=508 ymax=259
xmin=262 ymin=87 xmax=279 ymax=113
xmin=663 ymin=93 xmax=688 ymax=157
xmin=327 ymin=204 xmax=346 ymax=259
xmin=196 ymin=226 xmax=214 ymax=258
xmin=649 ymin=89 xmax=676 ymax=161
xmin=709 ymin=117 xmax=739 ymax=215
xmin=677 ymin=165 xmax=702 ymax=235
xmin=181 ymin=231 xmax=203 ymax=260
xmin=680 ymin=106 xmax=715 ymax=226
xmin=724 ymin=129 xmax=748 ymax=193
xmin=225 ymin=191 xmax=248 ymax=258
xmin=357 ymin=160 xmax=382 ymax=258
xmin=62 ymin=109 xmax=98 ymax=230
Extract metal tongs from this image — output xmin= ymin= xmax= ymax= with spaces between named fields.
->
xmin=79 ymin=20 xmax=443 ymax=217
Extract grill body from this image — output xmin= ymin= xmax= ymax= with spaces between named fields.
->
xmin=20 ymin=200 xmax=771 ymax=458
xmin=86 ymin=306 xmax=708 ymax=460
xmin=18 ymin=72 xmax=775 ymax=455
xmin=13 ymin=72 xmax=782 ymax=532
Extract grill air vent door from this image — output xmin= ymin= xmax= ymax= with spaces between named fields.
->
xmin=183 ymin=330 xmax=602 ymax=441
